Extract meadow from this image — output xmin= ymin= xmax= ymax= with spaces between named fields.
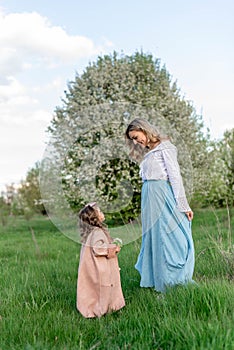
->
xmin=0 ymin=209 xmax=233 ymax=350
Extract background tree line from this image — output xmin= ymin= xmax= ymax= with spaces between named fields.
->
xmin=1 ymin=52 xmax=233 ymax=224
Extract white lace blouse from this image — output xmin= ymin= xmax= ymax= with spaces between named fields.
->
xmin=139 ymin=140 xmax=191 ymax=212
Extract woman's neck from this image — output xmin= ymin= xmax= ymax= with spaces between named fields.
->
xmin=148 ymin=140 xmax=161 ymax=150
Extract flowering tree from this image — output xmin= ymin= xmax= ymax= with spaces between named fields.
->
xmin=42 ymin=51 xmax=210 ymax=228
xmin=18 ymin=162 xmax=46 ymax=216
xmin=221 ymin=129 xmax=234 ymax=208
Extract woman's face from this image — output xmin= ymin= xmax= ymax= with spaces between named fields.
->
xmin=128 ymin=130 xmax=148 ymax=148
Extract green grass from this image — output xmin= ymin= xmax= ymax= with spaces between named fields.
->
xmin=0 ymin=209 xmax=234 ymax=350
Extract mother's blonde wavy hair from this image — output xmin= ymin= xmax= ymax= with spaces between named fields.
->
xmin=125 ymin=118 xmax=168 ymax=162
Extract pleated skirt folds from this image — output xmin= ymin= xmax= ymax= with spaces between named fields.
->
xmin=135 ymin=180 xmax=195 ymax=292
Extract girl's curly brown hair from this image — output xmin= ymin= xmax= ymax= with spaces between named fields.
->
xmin=78 ymin=203 xmax=111 ymax=244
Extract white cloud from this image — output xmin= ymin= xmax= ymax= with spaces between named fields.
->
xmin=32 ymin=77 xmax=63 ymax=93
xmin=0 ymin=8 xmax=113 ymax=109
xmin=0 ymin=10 xmax=112 ymax=66
xmin=0 ymin=76 xmax=26 ymax=99
xmin=0 ymin=47 xmax=23 ymax=81
xmin=31 ymin=109 xmax=53 ymax=123
xmin=0 ymin=77 xmax=39 ymax=125
xmin=0 ymin=9 xmax=112 ymax=125
xmin=0 ymin=9 xmax=113 ymax=189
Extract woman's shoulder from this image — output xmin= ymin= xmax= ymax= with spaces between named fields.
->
xmin=149 ymin=140 xmax=176 ymax=153
xmin=159 ymin=140 xmax=176 ymax=151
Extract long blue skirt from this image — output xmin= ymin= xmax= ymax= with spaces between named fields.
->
xmin=135 ymin=180 xmax=195 ymax=292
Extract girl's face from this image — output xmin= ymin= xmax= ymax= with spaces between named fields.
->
xmin=128 ymin=130 xmax=148 ymax=148
xmin=96 ymin=207 xmax=105 ymax=222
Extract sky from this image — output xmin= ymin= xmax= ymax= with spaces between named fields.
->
xmin=0 ymin=0 xmax=233 ymax=192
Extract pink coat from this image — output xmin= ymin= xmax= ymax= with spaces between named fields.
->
xmin=76 ymin=227 xmax=125 ymax=318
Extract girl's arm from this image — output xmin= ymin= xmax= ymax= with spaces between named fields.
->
xmin=91 ymin=229 xmax=119 ymax=258
xmin=106 ymin=244 xmax=120 ymax=259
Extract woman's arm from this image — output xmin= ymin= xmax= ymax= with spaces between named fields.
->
xmin=162 ymin=146 xmax=192 ymax=216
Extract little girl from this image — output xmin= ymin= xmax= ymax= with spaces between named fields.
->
xmin=76 ymin=202 xmax=125 ymax=318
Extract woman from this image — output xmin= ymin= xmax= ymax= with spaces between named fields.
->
xmin=125 ymin=118 xmax=195 ymax=292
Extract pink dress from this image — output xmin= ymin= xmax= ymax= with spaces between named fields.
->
xmin=76 ymin=227 xmax=125 ymax=318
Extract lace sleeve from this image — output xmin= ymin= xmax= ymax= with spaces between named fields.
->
xmin=162 ymin=146 xmax=191 ymax=212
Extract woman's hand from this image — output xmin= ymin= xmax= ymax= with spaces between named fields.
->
xmin=185 ymin=211 xmax=193 ymax=221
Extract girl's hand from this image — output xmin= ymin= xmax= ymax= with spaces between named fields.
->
xmin=115 ymin=245 xmax=121 ymax=253
xmin=186 ymin=211 xmax=193 ymax=221
xmin=107 ymin=244 xmax=120 ymax=258
xmin=112 ymin=238 xmax=123 ymax=247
